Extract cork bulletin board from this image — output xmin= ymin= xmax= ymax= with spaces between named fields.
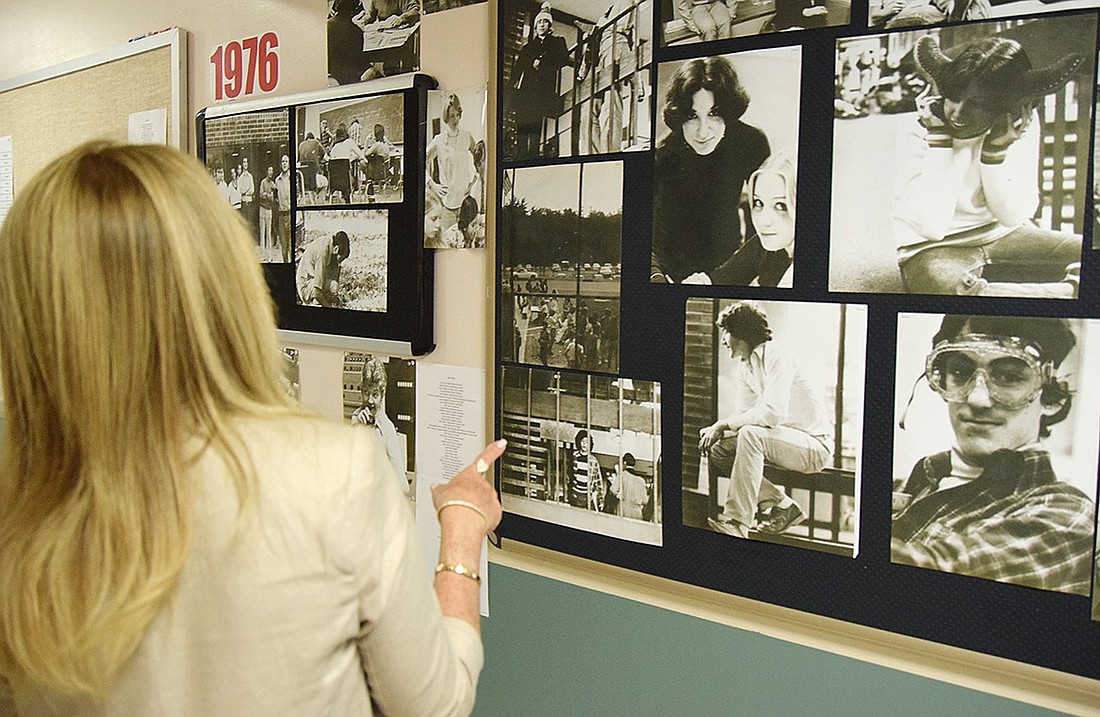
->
xmin=0 ymin=28 xmax=187 ymax=196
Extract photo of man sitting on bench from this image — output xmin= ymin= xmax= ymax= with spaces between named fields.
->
xmin=683 ymin=298 xmax=865 ymax=556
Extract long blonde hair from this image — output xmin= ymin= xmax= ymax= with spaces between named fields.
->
xmin=0 ymin=142 xmax=295 ymax=699
xmin=747 ymin=146 xmax=797 ymax=222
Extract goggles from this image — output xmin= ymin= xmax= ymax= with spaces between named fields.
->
xmin=924 ymin=334 xmax=1052 ymax=410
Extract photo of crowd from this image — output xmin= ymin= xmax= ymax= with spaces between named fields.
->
xmin=500 ymin=161 xmax=622 ymax=373
xmin=652 ymin=46 xmax=801 ymax=286
xmin=500 ymin=365 xmax=662 ymax=545
xmin=682 ymin=299 xmax=866 ymax=556
xmin=202 ymin=109 xmax=293 ymax=264
xmin=296 ymin=95 xmax=405 ymax=207
xmin=295 ymin=208 xmax=388 ymax=312
xmin=502 ymin=0 xmax=653 ymax=161
xmin=829 ymin=14 xmax=1097 ymax=297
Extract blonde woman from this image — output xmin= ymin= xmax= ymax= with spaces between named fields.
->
xmin=700 ymin=146 xmax=798 ymax=288
xmin=427 ymin=93 xmax=478 ymax=228
xmin=0 ymin=142 xmax=504 ymax=716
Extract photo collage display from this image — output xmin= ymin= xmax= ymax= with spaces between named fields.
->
xmin=494 ymin=0 xmax=1100 ymax=677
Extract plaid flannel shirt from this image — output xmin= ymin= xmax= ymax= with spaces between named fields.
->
xmin=891 ymin=448 xmax=1095 ymax=596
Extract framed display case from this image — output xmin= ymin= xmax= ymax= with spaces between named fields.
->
xmin=197 ymin=73 xmax=437 ymax=356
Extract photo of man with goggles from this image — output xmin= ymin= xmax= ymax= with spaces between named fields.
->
xmin=891 ymin=313 xmax=1097 ymax=596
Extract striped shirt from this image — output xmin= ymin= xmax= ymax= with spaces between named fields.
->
xmin=891 ymin=448 xmax=1094 ymax=596
xmin=570 ymin=451 xmax=602 ymax=509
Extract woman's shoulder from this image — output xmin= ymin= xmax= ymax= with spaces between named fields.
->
xmin=709 ymin=235 xmax=765 ymax=285
xmin=654 ymin=137 xmax=689 ymax=171
xmin=727 ymin=120 xmax=769 ymax=146
xmin=231 ymin=414 xmax=381 ymax=485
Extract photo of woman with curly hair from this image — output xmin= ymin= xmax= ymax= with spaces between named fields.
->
xmin=651 ymin=48 xmax=801 ymax=284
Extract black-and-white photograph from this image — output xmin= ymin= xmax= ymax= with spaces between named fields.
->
xmin=296 ymin=95 xmax=405 ymax=207
xmin=868 ymin=0 xmax=1098 ymax=30
xmin=892 ymin=313 xmax=1100 ymax=595
xmin=1094 ymin=70 xmax=1099 ymax=250
xmin=652 ymin=47 xmax=801 ymax=286
xmin=500 ymin=365 xmax=662 ymax=544
xmin=202 ymin=109 xmax=292 ymax=264
xmin=1094 ymin=511 xmax=1100 ymax=619
xmin=501 ymin=0 xmax=653 ymax=161
xmin=423 ymin=0 xmax=485 ymax=13
xmin=660 ymin=0 xmax=849 ymax=46
xmin=327 ymin=0 xmax=421 ymax=86
xmin=500 ymin=161 xmax=622 ymax=372
xmin=281 ymin=347 xmax=301 ymax=402
xmin=425 ymin=86 xmax=487 ymax=248
xmin=343 ymin=352 xmax=417 ymax=498
xmin=829 ymin=15 xmax=1097 ymax=297
xmin=295 ymin=208 xmax=388 ymax=312
xmin=683 ymin=299 xmax=866 ymax=557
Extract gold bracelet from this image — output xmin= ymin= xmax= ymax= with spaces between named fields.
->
xmin=436 ymin=499 xmax=490 ymax=530
xmin=435 ymin=562 xmax=481 ymax=583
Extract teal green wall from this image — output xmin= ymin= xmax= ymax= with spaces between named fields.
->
xmin=477 ymin=565 xmax=1066 ymax=716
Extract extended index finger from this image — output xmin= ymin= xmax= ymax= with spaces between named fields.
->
xmin=472 ymin=439 xmax=508 ymax=475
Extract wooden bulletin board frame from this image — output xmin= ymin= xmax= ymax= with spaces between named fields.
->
xmin=0 ymin=28 xmax=187 ymax=196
